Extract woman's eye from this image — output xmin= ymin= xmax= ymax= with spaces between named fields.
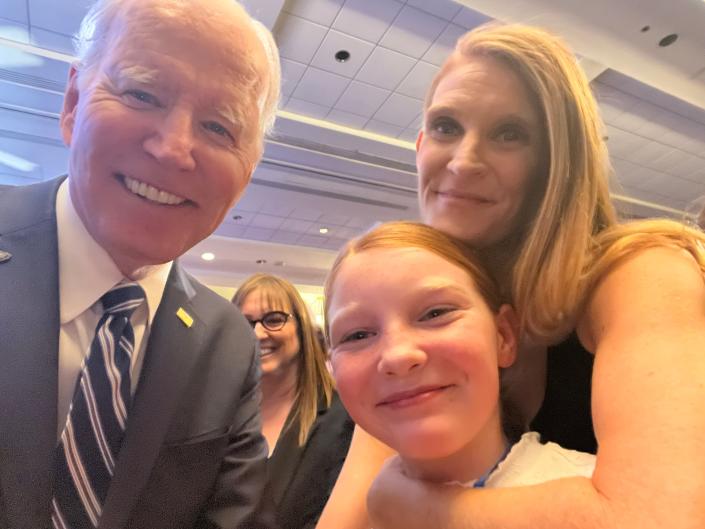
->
xmin=420 ymin=307 xmax=454 ymax=321
xmin=429 ymin=118 xmax=462 ymax=137
xmin=204 ymin=121 xmax=231 ymax=137
xmin=494 ymin=126 xmax=527 ymax=143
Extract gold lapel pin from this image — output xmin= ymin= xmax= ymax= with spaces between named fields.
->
xmin=176 ymin=307 xmax=194 ymax=328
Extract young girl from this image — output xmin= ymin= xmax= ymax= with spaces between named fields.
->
xmin=324 ymin=221 xmax=594 ymax=488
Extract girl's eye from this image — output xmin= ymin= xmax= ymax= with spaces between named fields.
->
xmin=339 ymin=330 xmax=374 ymax=344
xmin=420 ymin=307 xmax=454 ymax=321
xmin=429 ymin=117 xmax=462 ymax=137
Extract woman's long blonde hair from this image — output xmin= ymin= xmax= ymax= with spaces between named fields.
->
xmin=425 ymin=24 xmax=618 ymax=340
xmin=233 ymin=273 xmax=333 ymax=445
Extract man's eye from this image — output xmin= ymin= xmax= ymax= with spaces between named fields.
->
xmin=125 ymin=90 xmax=159 ymax=106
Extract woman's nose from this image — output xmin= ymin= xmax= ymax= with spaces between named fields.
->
xmin=447 ymin=132 xmax=486 ymax=178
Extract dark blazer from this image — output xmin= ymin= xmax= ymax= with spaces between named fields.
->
xmin=267 ymin=392 xmax=354 ymax=529
xmin=0 ymin=178 xmax=269 ymax=529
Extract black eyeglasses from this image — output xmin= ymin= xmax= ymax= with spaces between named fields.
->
xmin=247 ymin=311 xmax=292 ymax=331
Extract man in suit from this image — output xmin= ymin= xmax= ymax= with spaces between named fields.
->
xmin=0 ymin=0 xmax=280 ymax=527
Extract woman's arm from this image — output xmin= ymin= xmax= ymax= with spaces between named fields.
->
xmin=367 ymin=246 xmax=705 ymax=529
xmin=316 ymin=425 xmax=395 ymax=529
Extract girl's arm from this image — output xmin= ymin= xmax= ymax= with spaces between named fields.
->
xmin=367 ymin=246 xmax=705 ymax=529
xmin=316 ymin=425 xmax=395 ymax=529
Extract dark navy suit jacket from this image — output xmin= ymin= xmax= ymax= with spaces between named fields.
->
xmin=0 ymin=178 xmax=269 ymax=529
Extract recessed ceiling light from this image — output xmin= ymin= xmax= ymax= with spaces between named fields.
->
xmin=658 ymin=33 xmax=678 ymax=47
xmin=335 ymin=50 xmax=350 ymax=63
xmin=201 ymin=252 xmax=215 ymax=261
xmin=256 ymin=259 xmax=267 ymax=264
xmin=319 ymin=227 xmax=329 ymax=234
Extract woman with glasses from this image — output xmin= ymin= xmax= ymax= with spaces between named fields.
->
xmin=232 ymin=273 xmax=354 ymax=529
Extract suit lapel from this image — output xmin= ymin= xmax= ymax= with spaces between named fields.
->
xmin=0 ymin=179 xmax=63 ymax=528
xmin=100 ymin=264 xmax=205 ymax=529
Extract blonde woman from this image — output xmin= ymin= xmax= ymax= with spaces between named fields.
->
xmin=318 ymin=24 xmax=705 ymax=529
xmin=233 ymin=274 xmax=353 ymax=529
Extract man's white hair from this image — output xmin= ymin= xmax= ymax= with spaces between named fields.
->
xmin=73 ymin=0 xmax=280 ymax=136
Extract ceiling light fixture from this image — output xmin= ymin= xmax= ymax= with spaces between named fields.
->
xmin=0 ymin=150 xmax=38 ymax=172
xmin=319 ymin=227 xmax=329 ymax=234
xmin=658 ymin=33 xmax=678 ymax=47
xmin=201 ymin=252 xmax=215 ymax=261
xmin=335 ymin=50 xmax=350 ymax=63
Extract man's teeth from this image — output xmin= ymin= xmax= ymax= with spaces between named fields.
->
xmin=123 ymin=175 xmax=186 ymax=205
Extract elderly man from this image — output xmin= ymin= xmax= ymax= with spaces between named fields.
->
xmin=0 ymin=0 xmax=279 ymax=528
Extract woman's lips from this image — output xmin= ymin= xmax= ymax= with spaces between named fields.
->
xmin=435 ymin=190 xmax=494 ymax=204
xmin=377 ymin=385 xmax=452 ymax=409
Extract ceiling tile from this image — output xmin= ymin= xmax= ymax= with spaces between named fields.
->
xmin=604 ymin=126 xmax=650 ymax=159
xmin=283 ymin=0 xmax=345 ymax=26
xmin=324 ymin=237 xmax=348 ymax=251
xmin=332 ymin=0 xmax=404 ymax=44
xmin=310 ymin=30 xmax=374 ymax=78
xmin=668 ymin=152 xmax=705 ymax=180
xmin=280 ymin=58 xmax=307 ymax=96
xmin=283 ymin=97 xmax=330 ymax=119
xmin=334 ymin=80 xmax=390 ymax=117
xmin=405 ymin=0 xmax=461 ymax=21
xmin=0 ymin=17 xmax=29 ymax=42
xmin=345 ymin=217 xmax=373 ymax=228
xmin=355 ymin=46 xmax=416 ymax=90
xmin=258 ymin=202 xmax=295 ymax=217
xmin=379 ymin=5 xmax=447 ymax=59
xmin=250 ymin=213 xmax=285 ymax=229
xmin=326 ymin=108 xmax=369 ymax=128
xmin=398 ymin=127 xmax=419 ymax=142
xmin=0 ymin=1 xmax=28 ymax=24
xmin=365 ymin=120 xmax=404 ymax=137
xmin=275 ymin=13 xmax=328 ymax=64
xmin=292 ymin=67 xmax=350 ymax=107
xmin=243 ymin=227 xmax=275 ymax=241
xmin=372 ymin=92 xmax=423 ymax=127
xmin=214 ymin=224 xmax=247 ymax=238
xmin=626 ymin=141 xmax=675 ymax=167
xmin=269 ymin=230 xmax=304 ymax=245
xmin=299 ymin=234 xmax=329 ymax=248
xmin=319 ymin=213 xmax=351 ymax=225
xmin=282 ymin=219 xmax=315 ymax=233
xmin=396 ymin=60 xmax=439 ymax=99
xmin=28 ymin=0 xmax=87 ymax=36
xmin=452 ymin=6 xmax=492 ymax=29
xmin=29 ymin=26 xmax=74 ymax=55
xmin=422 ymin=23 xmax=465 ymax=66
xmin=291 ymin=207 xmax=324 ymax=221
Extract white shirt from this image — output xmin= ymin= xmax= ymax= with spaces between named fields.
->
xmin=56 ymin=180 xmax=172 ymax=439
xmin=454 ymin=432 xmax=596 ymax=488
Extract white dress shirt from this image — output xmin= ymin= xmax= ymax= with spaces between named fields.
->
xmin=55 ymin=180 xmax=172 ymax=439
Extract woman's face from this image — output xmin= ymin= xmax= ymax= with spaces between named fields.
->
xmin=417 ymin=54 xmax=544 ymax=247
xmin=239 ymin=290 xmax=301 ymax=377
xmin=327 ymin=247 xmax=516 ymax=465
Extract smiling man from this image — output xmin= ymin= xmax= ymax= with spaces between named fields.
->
xmin=0 ymin=0 xmax=279 ymax=528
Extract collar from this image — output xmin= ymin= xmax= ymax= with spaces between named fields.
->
xmin=56 ymin=179 xmax=172 ymax=324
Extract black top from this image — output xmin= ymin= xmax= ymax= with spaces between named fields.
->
xmin=530 ymin=333 xmax=597 ymax=454
xmin=267 ymin=391 xmax=355 ymax=529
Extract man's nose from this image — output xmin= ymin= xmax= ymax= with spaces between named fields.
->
xmin=377 ymin=331 xmax=427 ymax=376
xmin=143 ymin=107 xmax=197 ymax=171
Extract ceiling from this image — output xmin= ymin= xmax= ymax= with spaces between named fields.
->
xmin=1 ymin=0 xmax=704 ymax=288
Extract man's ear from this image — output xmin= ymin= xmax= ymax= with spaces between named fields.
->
xmin=495 ymin=304 xmax=518 ymax=368
xmin=415 ymin=130 xmax=423 ymax=151
xmin=60 ymin=65 xmax=81 ymax=146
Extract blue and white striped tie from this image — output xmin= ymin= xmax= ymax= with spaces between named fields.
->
xmin=52 ymin=282 xmax=145 ymax=529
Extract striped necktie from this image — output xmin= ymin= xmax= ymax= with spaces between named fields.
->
xmin=52 ymin=282 xmax=146 ymax=529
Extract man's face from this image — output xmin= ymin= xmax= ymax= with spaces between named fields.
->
xmin=60 ymin=12 xmax=267 ymax=275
